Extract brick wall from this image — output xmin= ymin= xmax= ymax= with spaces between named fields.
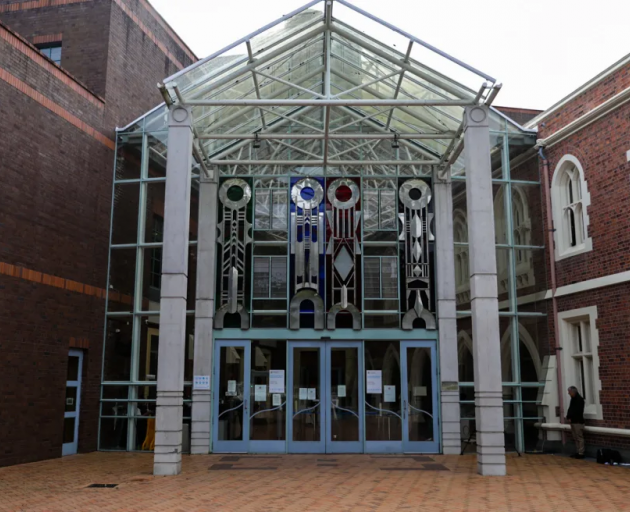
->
xmin=539 ymin=61 xmax=630 ymax=134
xmin=551 ymin=284 xmax=630 ymax=452
xmin=541 ymin=101 xmax=630 ymax=287
xmin=0 ymin=0 xmax=197 ymax=466
xmin=0 ymin=0 xmax=112 ymax=97
xmin=537 ymin=63 xmax=630 ymax=452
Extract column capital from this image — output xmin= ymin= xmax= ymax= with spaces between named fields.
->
xmin=200 ymin=168 xmax=219 ymax=184
xmin=463 ymin=105 xmax=489 ymax=130
xmin=168 ymin=105 xmax=193 ymax=129
xmin=433 ymin=164 xmax=451 ymax=184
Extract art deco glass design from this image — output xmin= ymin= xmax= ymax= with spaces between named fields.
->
xmin=215 ymin=178 xmax=253 ymax=328
xmin=289 ymin=177 xmax=325 ymax=329
xmin=326 ymin=178 xmax=361 ymax=329
xmin=399 ymin=179 xmax=436 ymax=330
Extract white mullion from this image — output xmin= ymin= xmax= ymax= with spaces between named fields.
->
xmin=255 ymin=70 xmax=325 ymax=99
xmin=330 ymin=106 xmax=396 ymax=133
xmin=386 ymin=41 xmax=413 ymax=130
xmin=195 ymin=62 xmax=325 ymax=129
xmin=258 ymin=106 xmax=324 ymax=133
xmin=333 ymin=70 xmax=400 ymax=99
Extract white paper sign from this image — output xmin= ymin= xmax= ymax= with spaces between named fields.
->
xmin=384 ymin=385 xmax=396 ymax=403
xmin=269 ymin=370 xmax=285 ymax=394
xmin=337 ymin=385 xmax=346 ymax=398
xmin=255 ymin=384 xmax=267 ymax=401
xmin=366 ymin=370 xmax=382 ymax=394
xmin=272 ymin=393 xmax=282 ymax=406
xmin=413 ymin=386 xmax=427 ymax=397
xmin=226 ymin=380 xmax=237 ymax=396
xmin=307 ymin=388 xmax=316 ymax=400
xmin=193 ymin=375 xmax=210 ymax=390
xmin=299 ymin=388 xmax=308 ymax=400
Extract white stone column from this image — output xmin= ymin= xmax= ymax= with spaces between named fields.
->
xmin=190 ymin=170 xmax=219 ymax=454
xmin=433 ymin=166 xmax=461 ymax=455
xmin=463 ymin=105 xmax=506 ymax=476
xmin=154 ymin=106 xmax=194 ymax=476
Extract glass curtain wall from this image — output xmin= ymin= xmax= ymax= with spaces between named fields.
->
xmin=100 ymin=108 xmax=543 ymax=453
xmin=100 ymin=108 xmax=200 ymax=452
xmin=454 ymin=117 xmax=547 ymax=454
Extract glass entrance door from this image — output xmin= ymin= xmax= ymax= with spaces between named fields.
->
xmin=364 ymin=340 xmax=403 ymax=453
xmin=213 ymin=341 xmax=251 ymax=453
xmin=287 ymin=342 xmax=325 ymax=453
xmin=401 ymin=341 xmax=439 ymax=453
xmin=62 ymin=349 xmax=83 ymax=456
xmin=326 ymin=342 xmax=363 ymax=453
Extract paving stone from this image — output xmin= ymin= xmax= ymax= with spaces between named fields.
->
xmin=0 ymin=453 xmax=628 ymax=511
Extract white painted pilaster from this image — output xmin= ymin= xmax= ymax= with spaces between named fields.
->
xmin=154 ymin=106 xmax=194 ymax=476
xmin=190 ymin=170 xmax=219 ymax=454
xmin=434 ymin=166 xmax=461 ymax=455
xmin=463 ymin=106 xmax=506 ymax=476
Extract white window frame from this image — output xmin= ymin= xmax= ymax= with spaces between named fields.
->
xmin=558 ymin=306 xmax=602 ymax=420
xmin=551 ymin=155 xmax=592 ymax=260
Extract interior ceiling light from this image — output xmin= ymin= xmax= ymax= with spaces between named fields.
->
xmin=253 ymin=133 xmax=261 ymax=149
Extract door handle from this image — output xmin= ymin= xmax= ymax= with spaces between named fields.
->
xmin=403 ymin=400 xmax=407 ymax=420
xmin=244 ymin=399 xmax=248 ymax=414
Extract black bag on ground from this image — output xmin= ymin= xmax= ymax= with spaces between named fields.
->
xmin=596 ymin=449 xmax=622 ymax=464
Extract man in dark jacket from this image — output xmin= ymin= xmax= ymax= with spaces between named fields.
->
xmin=566 ymin=386 xmax=585 ymax=459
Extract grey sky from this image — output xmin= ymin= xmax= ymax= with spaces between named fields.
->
xmin=150 ymin=0 xmax=629 ymax=111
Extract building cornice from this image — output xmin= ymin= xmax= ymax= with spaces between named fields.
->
xmin=526 ymin=52 xmax=630 ymax=129
xmin=536 ymin=85 xmax=630 ymax=149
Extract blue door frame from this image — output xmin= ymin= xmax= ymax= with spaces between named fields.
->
xmin=211 ymin=339 xmax=440 ymax=454
xmin=212 ymin=340 xmax=251 ymax=453
xmin=325 ymin=341 xmax=364 ymax=454
xmin=62 ymin=349 xmax=83 ymax=456
xmin=401 ymin=341 xmax=440 ymax=453
xmin=287 ymin=341 xmax=326 ymax=453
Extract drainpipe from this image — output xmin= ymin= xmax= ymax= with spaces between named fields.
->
xmin=538 ymin=145 xmax=566 ymax=445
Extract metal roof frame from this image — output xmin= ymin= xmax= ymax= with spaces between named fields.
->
xmin=151 ymin=0 xmax=515 ymax=171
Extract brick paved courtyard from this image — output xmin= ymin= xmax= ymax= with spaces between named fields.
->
xmin=1 ymin=453 xmax=629 ymax=511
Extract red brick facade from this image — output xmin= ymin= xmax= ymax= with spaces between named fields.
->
xmin=538 ymin=61 xmax=630 ymax=451
xmin=0 ymin=0 xmax=196 ymax=467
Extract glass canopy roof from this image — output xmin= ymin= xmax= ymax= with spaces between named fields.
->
xmin=127 ymin=0 xmax=533 ymax=176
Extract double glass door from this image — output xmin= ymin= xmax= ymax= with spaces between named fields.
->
xmin=287 ymin=341 xmax=363 ymax=453
xmin=212 ymin=340 xmax=437 ymax=454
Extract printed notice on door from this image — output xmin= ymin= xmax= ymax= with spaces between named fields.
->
xmin=269 ymin=370 xmax=285 ymax=394
xmin=272 ymin=394 xmax=282 ymax=406
xmin=255 ymin=384 xmax=267 ymax=401
xmin=226 ymin=380 xmax=237 ymax=396
xmin=366 ymin=370 xmax=382 ymax=394
xmin=299 ymin=388 xmax=308 ymax=400
xmin=193 ymin=375 xmax=210 ymax=390
xmin=384 ymin=385 xmax=396 ymax=402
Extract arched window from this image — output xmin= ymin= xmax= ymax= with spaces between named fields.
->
xmin=551 ymin=155 xmax=592 ymax=259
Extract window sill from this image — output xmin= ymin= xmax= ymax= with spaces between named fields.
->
xmin=555 ymin=238 xmax=593 ymax=261
xmin=584 ymin=404 xmax=603 ymax=421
